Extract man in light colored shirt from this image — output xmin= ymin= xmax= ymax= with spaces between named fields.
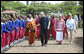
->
xmin=66 ymin=19 xmax=76 ymax=30
xmin=66 ymin=13 xmax=76 ymax=44
xmin=74 ymin=14 xmax=78 ymax=29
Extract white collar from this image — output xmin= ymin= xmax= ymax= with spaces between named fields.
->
xmin=27 ymin=18 xmax=33 ymax=22
xmin=5 ymin=22 xmax=8 ymax=23
xmin=8 ymin=20 xmax=11 ymax=22
xmin=1 ymin=22 xmax=5 ymax=24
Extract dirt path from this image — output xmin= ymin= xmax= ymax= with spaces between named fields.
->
xmin=5 ymin=28 xmax=83 ymax=53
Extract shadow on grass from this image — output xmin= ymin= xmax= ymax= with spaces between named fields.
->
xmin=14 ymin=45 xmax=42 ymax=47
xmin=14 ymin=43 xmax=69 ymax=48
xmin=73 ymin=37 xmax=83 ymax=48
xmin=47 ymin=43 xmax=69 ymax=45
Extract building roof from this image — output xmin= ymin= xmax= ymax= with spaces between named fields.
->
xmin=2 ymin=10 xmax=16 ymax=13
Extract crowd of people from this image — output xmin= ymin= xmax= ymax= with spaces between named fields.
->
xmin=1 ymin=14 xmax=26 ymax=52
xmin=1 ymin=12 xmax=82 ymax=52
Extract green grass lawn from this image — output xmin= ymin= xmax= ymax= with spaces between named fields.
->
xmin=81 ymin=19 xmax=83 ymax=24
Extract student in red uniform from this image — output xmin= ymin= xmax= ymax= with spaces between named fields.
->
xmin=10 ymin=14 xmax=16 ymax=45
xmin=20 ymin=15 xmax=24 ymax=39
xmin=48 ymin=16 xmax=52 ymax=39
xmin=1 ymin=18 xmax=7 ymax=51
xmin=1 ymin=18 xmax=4 ymax=48
xmin=22 ymin=17 xmax=26 ymax=39
xmin=64 ymin=14 xmax=69 ymax=39
xmin=61 ymin=14 xmax=66 ymax=39
xmin=5 ymin=17 xmax=11 ymax=49
xmin=47 ymin=15 xmax=51 ymax=40
xmin=11 ymin=14 xmax=17 ymax=41
xmin=51 ymin=15 xmax=56 ymax=39
xmin=19 ymin=16 xmax=25 ymax=41
xmin=20 ymin=16 xmax=26 ymax=39
xmin=14 ymin=16 xmax=20 ymax=42
xmin=65 ymin=14 xmax=69 ymax=21
xmin=9 ymin=18 xmax=15 ymax=47
xmin=35 ymin=15 xmax=40 ymax=39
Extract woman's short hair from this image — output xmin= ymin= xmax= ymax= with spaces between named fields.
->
xmin=40 ymin=11 xmax=44 ymax=15
xmin=68 ymin=13 xmax=72 ymax=17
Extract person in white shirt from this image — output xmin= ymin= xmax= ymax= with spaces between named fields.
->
xmin=74 ymin=14 xmax=78 ymax=29
xmin=27 ymin=14 xmax=33 ymax=22
xmin=66 ymin=13 xmax=76 ymax=44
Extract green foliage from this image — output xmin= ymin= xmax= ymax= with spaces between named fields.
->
xmin=78 ymin=1 xmax=83 ymax=19
xmin=79 ymin=1 xmax=83 ymax=14
xmin=79 ymin=1 xmax=83 ymax=5
xmin=1 ymin=7 xmax=2 ymax=12
xmin=1 ymin=1 xmax=27 ymax=12
xmin=1 ymin=1 xmax=83 ymax=18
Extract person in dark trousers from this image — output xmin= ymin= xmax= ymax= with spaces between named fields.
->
xmin=77 ymin=14 xmax=81 ymax=28
xmin=39 ymin=12 xmax=50 ymax=46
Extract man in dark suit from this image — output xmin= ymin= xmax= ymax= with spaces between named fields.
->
xmin=39 ymin=12 xmax=50 ymax=46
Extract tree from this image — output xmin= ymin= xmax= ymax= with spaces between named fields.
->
xmin=26 ymin=1 xmax=29 ymax=5
xmin=79 ymin=1 xmax=83 ymax=5
xmin=79 ymin=1 xmax=83 ymax=13
xmin=1 ymin=1 xmax=82 ymax=17
xmin=78 ymin=1 xmax=83 ymax=19
xmin=1 ymin=1 xmax=27 ymax=12
xmin=1 ymin=7 xmax=2 ymax=12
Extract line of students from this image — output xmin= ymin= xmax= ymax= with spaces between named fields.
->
xmin=1 ymin=15 xmax=26 ymax=51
